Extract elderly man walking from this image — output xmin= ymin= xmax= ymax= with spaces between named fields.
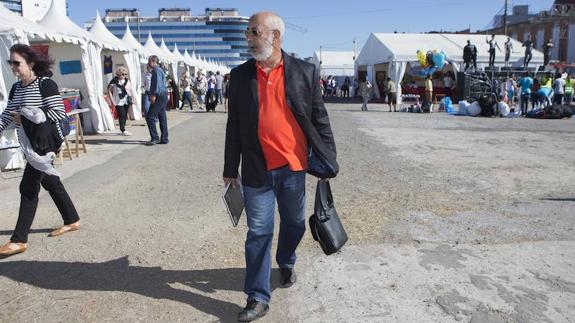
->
xmin=223 ymin=11 xmax=338 ymax=322
xmin=145 ymin=55 xmax=169 ymax=145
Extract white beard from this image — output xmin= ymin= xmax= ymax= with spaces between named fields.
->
xmin=250 ymin=34 xmax=274 ymax=61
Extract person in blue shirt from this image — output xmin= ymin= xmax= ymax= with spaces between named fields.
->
xmin=518 ymin=71 xmax=533 ymax=115
xmin=145 ymin=55 xmax=169 ymax=146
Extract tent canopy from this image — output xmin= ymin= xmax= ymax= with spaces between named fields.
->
xmin=122 ymin=24 xmax=150 ymax=57
xmin=311 ymin=51 xmax=355 ymax=77
xmin=143 ymin=32 xmax=164 ymax=58
xmin=89 ymin=11 xmax=130 ymax=51
xmin=39 ymin=0 xmax=97 ymax=45
xmin=356 ymin=33 xmax=544 ymax=66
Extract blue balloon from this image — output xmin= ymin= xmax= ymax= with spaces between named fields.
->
xmin=432 ymin=51 xmax=446 ymax=68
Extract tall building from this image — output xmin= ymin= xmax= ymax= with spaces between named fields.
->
xmin=481 ymin=1 xmax=575 ymax=64
xmin=102 ymin=7 xmax=250 ymax=67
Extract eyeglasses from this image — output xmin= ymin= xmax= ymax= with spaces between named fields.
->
xmin=6 ymin=60 xmax=21 ymax=67
xmin=244 ymin=28 xmax=273 ymax=38
xmin=121 ymin=73 xmax=128 ymax=76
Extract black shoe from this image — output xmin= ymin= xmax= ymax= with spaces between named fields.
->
xmin=145 ymin=140 xmax=159 ymax=146
xmin=279 ymin=267 xmax=297 ymax=288
xmin=158 ymin=140 xmax=169 ymax=144
xmin=237 ymin=299 xmax=269 ymax=322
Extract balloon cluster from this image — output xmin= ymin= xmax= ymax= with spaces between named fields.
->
xmin=410 ymin=50 xmax=448 ymax=77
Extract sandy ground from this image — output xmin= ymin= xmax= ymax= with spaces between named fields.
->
xmin=0 ymin=103 xmax=574 ymax=322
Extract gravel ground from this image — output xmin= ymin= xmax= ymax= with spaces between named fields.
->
xmin=0 ymin=103 xmax=573 ymax=322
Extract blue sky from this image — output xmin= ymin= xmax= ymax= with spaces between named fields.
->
xmin=69 ymin=0 xmax=555 ymax=58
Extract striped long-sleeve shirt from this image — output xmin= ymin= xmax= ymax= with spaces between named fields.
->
xmin=0 ymin=77 xmax=66 ymax=138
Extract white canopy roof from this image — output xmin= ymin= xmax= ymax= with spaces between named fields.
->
xmin=171 ymin=44 xmax=187 ymax=63
xmin=311 ymin=51 xmax=355 ymax=77
xmin=356 ymin=33 xmax=544 ymax=66
xmin=38 ymin=0 xmax=96 ymax=45
xmin=121 ymin=24 xmax=150 ymax=57
xmin=183 ymin=49 xmax=195 ymax=67
xmin=0 ymin=3 xmax=79 ymax=44
xmin=159 ymin=38 xmax=178 ymax=62
xmin=89 ymin=12 xmax=130 ymax=51
xmin=143 ymin=32 xmax=164 ymax=58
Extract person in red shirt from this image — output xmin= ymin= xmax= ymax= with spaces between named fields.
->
xmin=224 ymin=12 xmax=337 ymax=322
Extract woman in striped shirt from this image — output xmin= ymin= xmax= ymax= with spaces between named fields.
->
xmin=0 ymin=44 xmax=80 ymax=257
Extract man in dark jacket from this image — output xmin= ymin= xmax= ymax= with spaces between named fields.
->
xmin=463 ymin=40 xmax=477 ymax=72
xmin=223 ymin=11 xmax=337 ymax=322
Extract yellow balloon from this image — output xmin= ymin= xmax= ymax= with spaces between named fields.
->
xmin=417 ymin=50 xmax=427 ymax=66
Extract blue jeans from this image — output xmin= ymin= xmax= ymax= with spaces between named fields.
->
xmin=520 ymin=93 xmax=530 ymax=114
xmin=242 ymin=166 xmax=306 ymax=304
xmin=146 ymin=93 xmax=168 ymax=142
xmin=142 ymin=93 xmax=151 ymax=116
xmin=181 ymin=91 xmax=193 ymax=109
xmin=215 ymin=89 xmax=223 ymax=103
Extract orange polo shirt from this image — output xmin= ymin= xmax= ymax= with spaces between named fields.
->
xmin=257 ymin=61 xmax=308 ymax=171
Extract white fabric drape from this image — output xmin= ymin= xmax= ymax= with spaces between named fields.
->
xmin=0 ymin=33 xmax=25 ymax=170
xmin=389 ymin=61 xmax=407 ymax=105
xmin=124 ymin=51 xmax=142 ymax=120
xmin=82 ymin=42 xmax=115 ymax=133
xmin=366 ymin=65 xmax=380 ymax=98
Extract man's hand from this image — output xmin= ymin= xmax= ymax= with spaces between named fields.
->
xmin=10 ymin=111 xmax=21 ymax=126
xmin=223 ymin=177 xmax=239 ymax=188
xmin=150 ymin=95 xmax=156 ymax=104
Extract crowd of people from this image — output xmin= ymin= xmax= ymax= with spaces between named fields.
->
xmin=496 ymin=72 xmax=573 ymax=115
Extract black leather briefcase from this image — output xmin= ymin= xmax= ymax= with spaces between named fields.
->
xmin=309 ymin=179 xmax=348 ymax=255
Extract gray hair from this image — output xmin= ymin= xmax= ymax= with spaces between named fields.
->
xmin=251 ymin=12 xmax=285 ymax=40
xmin=265 ymin=14 xmax=285 ymax=40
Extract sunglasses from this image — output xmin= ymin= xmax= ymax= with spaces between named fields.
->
xmin=244 ymin=28 xmax=273 ymax=38
xmin=6 ymin=60 xmax=22 ymax=67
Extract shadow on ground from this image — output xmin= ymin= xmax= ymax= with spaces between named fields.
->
xmin=0 ymin=228 xmax=53 ymax=236
xmin=0 ymin=257 xmax=280 ymax=321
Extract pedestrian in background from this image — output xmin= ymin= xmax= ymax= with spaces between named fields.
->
xmin=108 ymin=66 xmax=136 ymax=136
xmin=215 ymin=71 xmax=224 ymax=104
xmin=386 ymin=77 xmax=397 ymax=112
xmin=359 ymin=78 xmax=372 ymax=111
xmin=205 ymin=71 xmax=217 ymax=112
xmin=145 ymin=55 xmax=169 ymax=146
xmin=224 ymin=12 xmax=337 ymax=321
xmin=425 ymin=75 xmax=433 ymax=106
xmin=179 ymin=73 xmax=193 ymax=111
xmin=0 ymin=44 xmax=80 ymax=257
xmin=564 ymin=75 xmax=573 ymax=105
xmin=142 ymin=65 xmax=152 ymax=116
xmin=341 ymin=77 xmax=350 ymax=98
xmin=194 ymin=70 xmax=207 ymax=109
xmin=553 ymin=73 xmax=565 ymax=105
xmin=518 ymin=71 xmax=533 ymax=115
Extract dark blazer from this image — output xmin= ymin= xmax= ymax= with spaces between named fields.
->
xmin=224 ymin=51 xmax=338 ymax=188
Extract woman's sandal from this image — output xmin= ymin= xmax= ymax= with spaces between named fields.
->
xmin=49 ymin=221 xmax=80 ymax=237
xmin=0 ymin=242 xmax=28 ymax=257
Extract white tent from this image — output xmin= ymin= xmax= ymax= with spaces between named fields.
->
xmin=159 ymin=38 xmax=179 ymax=80
xmin=89 ymin=12 xmax=143 ymax=120
xmin=143 ymin=32 xmax=164 ymax=58
xmin=311 ymin=51 xmax=355 ymax=78
xmin=121 ymin=24 xmax=150 ymax=62
xmin=356 ymin=33 xmax=545 ymax=101
xmin=172 ymin=43 xmax=188 ymax=80
xmin=37 ymin=0 xmax=114 ymax=133
xmin=183 ymin=49 xmax=199 ymax=75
